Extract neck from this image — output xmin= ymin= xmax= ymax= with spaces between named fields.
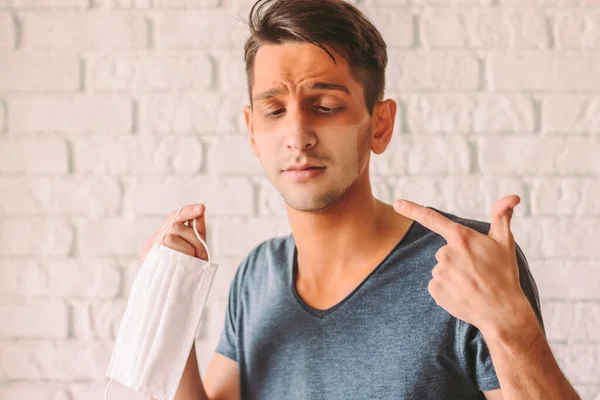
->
xmin=286 ymin=172 xmax=410 ymax=283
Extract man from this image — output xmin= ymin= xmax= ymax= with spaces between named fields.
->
xmin=145 ymin=0 xmax=581 ymax=399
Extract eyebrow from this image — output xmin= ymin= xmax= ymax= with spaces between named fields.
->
xmin=252 ymin=81 xmax=351 ymax=102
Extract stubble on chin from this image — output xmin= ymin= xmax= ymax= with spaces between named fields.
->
xmin=278 ymin=173 xmax=353 ymax=212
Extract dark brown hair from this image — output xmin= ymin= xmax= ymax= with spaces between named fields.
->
xmin=243 ymin=0 xmax=388 ymax=115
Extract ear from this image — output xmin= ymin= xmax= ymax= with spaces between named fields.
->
xmin=243 ymin=105 xmax=260 ymax=158
xmin=370 ymin=99 xmax=397 ymax=155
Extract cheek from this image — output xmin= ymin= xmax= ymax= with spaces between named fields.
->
xmin=252 ymin=134 xmax=284 ymax=174
xmin=321 ymin=125 xmax=364 ymax=175
xmin=253 ymin=132 xmax=277 ymax=155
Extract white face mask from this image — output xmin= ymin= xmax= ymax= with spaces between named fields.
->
xmin=104 ymin=205 xmax=218 ymax=400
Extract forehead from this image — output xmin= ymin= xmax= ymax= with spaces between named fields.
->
xmin=252 ymin=42 xmax=359 ymax=95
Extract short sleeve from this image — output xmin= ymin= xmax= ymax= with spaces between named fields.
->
xmin=214 ymin=258 xmax=247 ymax=362
xmin=460 ymin=241 xmax=546 ymax=391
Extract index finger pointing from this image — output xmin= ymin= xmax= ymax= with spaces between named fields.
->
xmin=393 ymin=200 xmax=456 ymax=241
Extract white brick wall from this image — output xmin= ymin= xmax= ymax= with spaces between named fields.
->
xmin=0 ymin=0 xmax=599 ymax=399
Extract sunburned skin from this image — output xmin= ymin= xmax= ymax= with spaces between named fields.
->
xmin=252 ymin=116 xmax=372 ymax=213
xmin=244 ymin=42 xmax=383 ymax=214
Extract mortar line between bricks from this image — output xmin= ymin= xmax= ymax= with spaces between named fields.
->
xmin=0 ymin=100 xmax=7 ymax=134
xmin=131 ymin=100 xmax=138 ymax=134
xmin=78 ymin=57 xmax=85 ymax=92
xmin=11 ymin=13 xmax=21 ymax=49
xmin=146 ymin=14 xmax=154 ymax=49
xmin=412 ymin=14 xmax=420 ymax=49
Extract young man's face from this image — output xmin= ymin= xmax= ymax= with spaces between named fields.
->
xmin=243 ymin=42 xmax=385 ymax=212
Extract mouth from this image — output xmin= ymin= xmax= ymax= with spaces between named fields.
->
xmin=282 ymin=166 xmax=326 ymax=182
xmin=285 ymin=166 xmax=324 ymax=171
xmin=283 ymin=163 xmax=325 ymax=172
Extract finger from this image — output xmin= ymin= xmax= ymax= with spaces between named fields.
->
xmin=175 ymin=203 xmax=206 ymax=224
xmin=171 ymin=222 xmax=206 ymax=259
xmin=156 ymin=204 xmax=206 ymax=241
xmin=435 ymin=246 xmax=450 ymax=264
xmin=488 ymin=195 xmax=520 ymax=245
xmin=163 ymin=233 xmax=195 ymax=257
xmin=431 ymin=263 xmax=441 ymax=278
xmin=393 ymin=200 xmax=458 ymax=241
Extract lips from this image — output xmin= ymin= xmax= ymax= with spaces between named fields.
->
xmin=282 ymin=166 xmax=326 ymax=182
xmin=284 ymin=165 xmax=324 ymax=172
xmin=290 ymin=166 xmax=322 ymax=171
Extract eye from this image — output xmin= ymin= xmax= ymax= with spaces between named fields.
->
xmin=264 ymin=109 xmax=285 ymax=118
xmin=263 ymin=105 xmax=344 ymax=119
xmin=314 ymin=105 xmax=344 ymax=114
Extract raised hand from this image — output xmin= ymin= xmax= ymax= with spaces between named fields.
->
xmin=393 ymin=195 xmax=531 ymax=333
xmin=140 ymin=204 xmax=208 ymax=262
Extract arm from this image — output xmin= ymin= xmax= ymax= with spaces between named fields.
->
xmin=152 ymin=342 xmax=240 ymax=400
xmin=145 ymin=205 xmax=241 ymax=400
xmin=393 ymin=197 xmax=580 ymax=400
xmin=479 ymin=297 xmax=580 ymax=400
xmin=175 ymin=342 xmax=209 ymax=400
xmin=152 ymin=343 xmax=207 ymax=400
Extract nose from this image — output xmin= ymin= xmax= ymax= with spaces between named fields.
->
xmin=284 ymin=107 xmax=317 ymax=152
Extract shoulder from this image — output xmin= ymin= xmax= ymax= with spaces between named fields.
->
xmin=243 ymin=234 xmax=291 ymax=268
xmin=232 ymin=234 xmax=293 ymax=287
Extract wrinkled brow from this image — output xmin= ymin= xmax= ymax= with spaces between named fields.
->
xmin=253 ymin=81 xmax=351 ymax=102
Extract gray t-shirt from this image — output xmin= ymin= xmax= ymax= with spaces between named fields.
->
xmin=215 ymin=207 xmax=545 ymax=399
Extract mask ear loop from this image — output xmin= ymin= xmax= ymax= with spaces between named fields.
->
xmin=104 ymin=206 xmax=212 ymax=400
xmin=157 ymin=205 xmax=211 ymax=264
xmin=192 ymin=217 xmax=211 ymax=265
xmin=104 ymin=377 xmax=112 ymax=400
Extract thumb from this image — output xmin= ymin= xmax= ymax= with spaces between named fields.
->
xmin=488 ymin=195 xmax=520 ymax=245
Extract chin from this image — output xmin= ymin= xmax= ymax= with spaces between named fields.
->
xmin=281 ymin=190 xmax=340 ymax=212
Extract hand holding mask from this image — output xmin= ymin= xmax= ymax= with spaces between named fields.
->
xmin=104 ymin=204 xmax=219 ymax=400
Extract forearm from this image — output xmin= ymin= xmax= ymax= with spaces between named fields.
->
xmin=153 ymin=342 xmax=208 ymax=400
xmin=480 ymin=299 xmax=580 ymax=400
